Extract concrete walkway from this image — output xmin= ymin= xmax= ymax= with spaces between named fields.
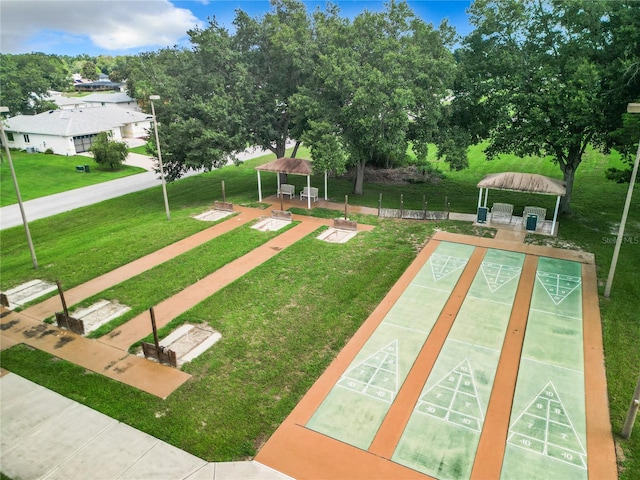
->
xmin=0 ymin=371 xmax=291 ymax=480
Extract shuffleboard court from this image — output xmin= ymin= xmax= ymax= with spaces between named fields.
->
xmin=501 ymin=257 xmax=587 ymax=479
xmin=255 ymin=232 xmax=616 ymax=480
xmin=306 ymin=241 xmax=475 ymax=449
xmin=392 ymin=249 xmax=525 ymax=479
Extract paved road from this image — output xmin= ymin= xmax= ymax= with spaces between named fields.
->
xmin=0 ymin=146 xmax=270 ymax=231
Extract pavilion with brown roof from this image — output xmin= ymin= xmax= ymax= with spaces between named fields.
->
xmin=477 ymin=172 xmax=566 ymax=235
xmin=255 ymin=158 xmax=327 ymax=209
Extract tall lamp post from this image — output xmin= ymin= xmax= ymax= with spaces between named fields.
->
xmin=612 ymin=102 xmax=640 ymax=440
xmin=149 ymin=95 xmax=171 ymax=221
xmin=0 ymin=106 xmax=38 ymax=269
xmin=604 ymin=102 xmax=640 ymax=298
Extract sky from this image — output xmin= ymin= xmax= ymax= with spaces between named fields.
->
xmin=0 ymin=0 xmax=473 ymax=57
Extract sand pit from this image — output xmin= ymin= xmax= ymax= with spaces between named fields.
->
xmin=2 ymin=280 xmax=57 ymax=309
xmin=317 ymin=227 xmax=358 ymax=244
xmin=71 ymin=300 xmax=131 ymax=335
xmin=139 ymin=323 xmax=221 ymax=367
xmin=252 ymin=218 xmax=291 ymax=232
xmin=194 ymin=210 xmax=234 ymax=222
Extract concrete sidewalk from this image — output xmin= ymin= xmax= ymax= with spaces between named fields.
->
xmin=0 ymin=372 xmax=291 ymax=480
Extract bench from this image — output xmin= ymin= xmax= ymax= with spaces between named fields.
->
xmin=277 ymin=184 xmax=295 ymax=199
xmin=76 ymin=165 xmax=90 ymax=173
xmin=490 ymin=202 xmax=514 ymax=224
xmin=523 ymin=206 xmax=547 ymax=220
xmin=300 ymin=187 xmax=318 ymax=202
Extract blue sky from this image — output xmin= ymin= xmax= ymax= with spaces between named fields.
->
xmin=1 ymin=0 xmax=473 ymax=57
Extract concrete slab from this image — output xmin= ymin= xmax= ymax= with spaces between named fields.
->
xmin=316 ymin=227 xmax=358 ymax=243
xmin=43 ymin=422 xmax=161 ymax=480
xmin=0 ymin=385 xmax=75 ymax=451
xmin=118 ymin=440 xmax=207 ymax=480
xmin=3 ymin=279 xmax=57 ymax=309
xmin=2 ymin=403 xmax=115 ymax=480
xmin=72 ymin=299 xmax=131 ymax=334
xmin=251 ymin=218 xmax=290 ymax=232
xmin=213 ymin=461 xmax=295 ymax=480
xmin=194 ymin=210 xmax=234 ymax=222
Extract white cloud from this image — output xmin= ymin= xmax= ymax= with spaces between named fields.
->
xmin=0 ymin=0 xmax=204 ymax=54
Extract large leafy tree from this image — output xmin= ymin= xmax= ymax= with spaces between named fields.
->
xmin=233 ymin=0 xmax=314 ymax=159
xmin=129 ymin=25 xmax=249 ymax=180
xmin=0 ymin=53 xmax=71 ymax=115
xmin=454 ymin=0 xmax=640 ymax=213
xmin=294 ymin=1 xmax=456 ymax=194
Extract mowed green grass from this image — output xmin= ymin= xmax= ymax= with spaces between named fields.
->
xmin=0 ymin=145 xmax=638 ymax=476
xmin=0 ymin=150 xmax=146 ymax=206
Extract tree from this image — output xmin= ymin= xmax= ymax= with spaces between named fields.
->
xmin=454 ymin=0 xmax=640 ymax=214
xmin=293 ymin=1 xmax=456 ymax=194
xmin=0 ymin=53 xmax=71 ymax=114
xmin=89 ymin=133 xmax=128 ymax=170
xmin=233 ymin=0 xmax=314 ymax=159
xmin=81 ymin=61 xmax=99 ymax=80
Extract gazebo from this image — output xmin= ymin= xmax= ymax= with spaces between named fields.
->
xmin=255 ymin=158 xmax=327 ymax=210
xmin=477 ymin=172 xmax=566 ymax=235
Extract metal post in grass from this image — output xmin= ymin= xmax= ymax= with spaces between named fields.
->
xmin=149 ymin=307 xmax=160 ymax=351
xmin=0 ymin=106 xmax=38 ymax=269
xmin=149 ymin=95 xmax=171 ymax=221
xmin=378 ymin=193 xmax=382 ymax=217
xmin=344 ymin=195 xmax=348 ymax=220
xmin=605 ymin=103 xmax=640 ymax=298
xmin=222 ymin=180 xmax=226 ymax=203
xmin=621 ymin=372 xmax=640 ymax=439
xmin=56 ymin=280 xmax=69 ymax=317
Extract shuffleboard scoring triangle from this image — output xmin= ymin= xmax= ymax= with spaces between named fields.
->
xmin=507 ymin=381 xmax=587 ymax=469
xmin=536 ymin=271 xmax=582 ymax=305
xmin=429 ymin=254 xmax=469 ymax=282
xmin=337 ymin=340 xmax=399 ymax=403
xmin=414 ymin=358 xmax=484 ymax=432
xmin=481 ymin=261 xmax=522 ymax=292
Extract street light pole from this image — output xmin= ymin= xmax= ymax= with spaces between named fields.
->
xmin=0 ymin=107 xmax=38 ymax=269
xmin=604 ymin=103 xmax=640 ymax=298
xmin=149 ymin=95 xmax=171 ymax=221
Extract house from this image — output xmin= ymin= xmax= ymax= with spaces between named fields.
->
xmin=75 ymin=73 xmax=123 ymax=92
xmin=48 ymin=92 xmax=140 ymax=111
xmin=2 ymin=105 xmax=154 ymax=155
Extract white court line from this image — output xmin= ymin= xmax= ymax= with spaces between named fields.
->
xmin=448 ymin=338 xmax=501 ymax=354
xmin=529 ymin=308 xmax=582 ymax=321
xmin=409 ymin=283 xmax=454 ymax=294
xmin=520 ymin=355 xmax=584 ymax=375
xmin=383 ymin=322 xmax=430 ymax=335
xmin=465 ymin=295 xmax=513 ymax=307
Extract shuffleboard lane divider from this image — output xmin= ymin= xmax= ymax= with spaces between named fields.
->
xmin=469 ymin=254 xmax=538 ymax=479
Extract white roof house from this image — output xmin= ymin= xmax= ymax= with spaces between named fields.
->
xmin=3 ymin=105 xmax=153 ymax=155
xmin=48 ymin=92 xmax=140 ymax=111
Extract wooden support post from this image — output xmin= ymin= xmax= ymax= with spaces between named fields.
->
xmin=344 ymin=195 xmax=348 ymax=220
xmin=150 ymin=307 xmax=160 ymax=350
xmin=221 ymin=180 xmax=226 ymax=203
xmin=56 ymin=279 xmax=69 ymax=317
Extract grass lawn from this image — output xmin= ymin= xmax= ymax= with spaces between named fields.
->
xmin=0 ymin=145 xmax=638 ymax=477
xmin=0 ymin=150 xmax=146 ymax=206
